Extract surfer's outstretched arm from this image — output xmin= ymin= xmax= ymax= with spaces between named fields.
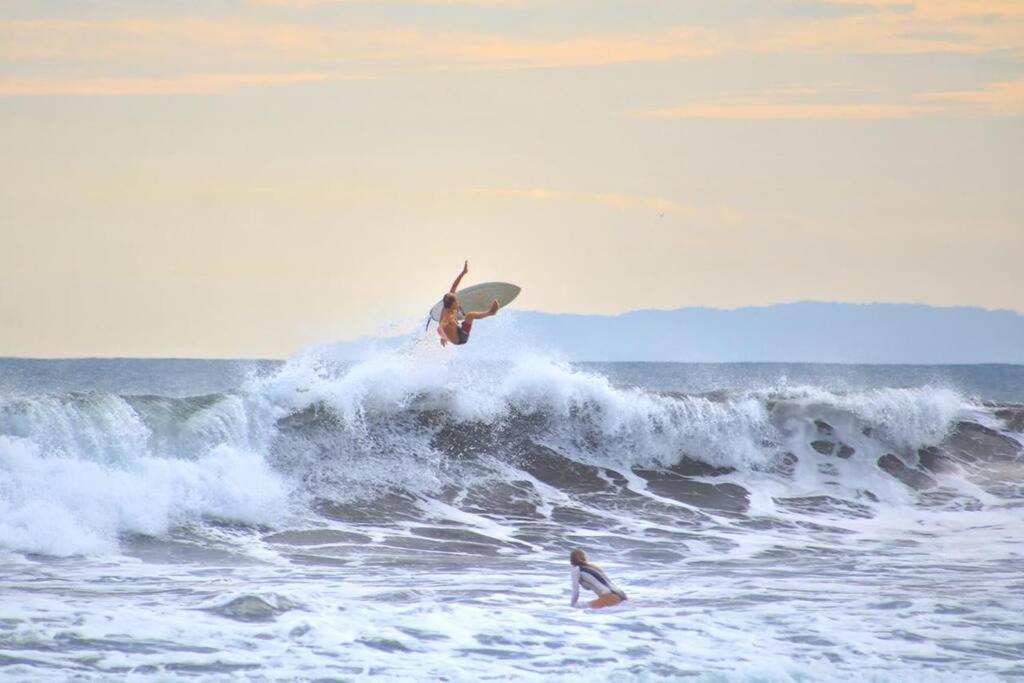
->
xmin=450 ymin=260 xmax=468 ymax=293
xmin=570 ymin=566 xmax=581 ymax=607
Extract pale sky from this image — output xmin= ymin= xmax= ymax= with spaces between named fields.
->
xmin=1 ymin=0 xmax=1022 ymax=358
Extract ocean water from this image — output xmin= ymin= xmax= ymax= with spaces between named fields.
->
xmin=1 ymin=341 xmax=1023 ymax=681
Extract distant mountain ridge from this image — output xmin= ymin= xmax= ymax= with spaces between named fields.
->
xmin=509 ymin=302 xmax=1024 ymax=363
xmin=345 ymin=302 xmax=1024 ymax=364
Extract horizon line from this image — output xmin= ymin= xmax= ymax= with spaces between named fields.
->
xmin=1 ymin=357 xmax=1022 ymax=368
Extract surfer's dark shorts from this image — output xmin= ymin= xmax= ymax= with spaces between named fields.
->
xmin=455 ymin=321 xmax=471 ymax=345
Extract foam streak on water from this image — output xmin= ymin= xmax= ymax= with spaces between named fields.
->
xmin=0 ymin=350 xmax=1022 ymax=681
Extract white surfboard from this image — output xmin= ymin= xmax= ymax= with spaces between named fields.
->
xmin=429 ymin=282 xmax=521 ymax=322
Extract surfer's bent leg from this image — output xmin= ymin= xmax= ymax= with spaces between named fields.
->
xmin=463 ymin=300 xmax=499 ymax=323
xmin=454 ymin=299 xmax=498 ymax=345
xmin=587 ymin=593 xmax=622 ymax=609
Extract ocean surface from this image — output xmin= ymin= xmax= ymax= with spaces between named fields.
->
xmin=1 ymin=343 xmax=1023 ymax=681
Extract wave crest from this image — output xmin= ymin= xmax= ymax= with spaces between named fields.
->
xmin=2 ymin=347 xmax=1017 ymax=557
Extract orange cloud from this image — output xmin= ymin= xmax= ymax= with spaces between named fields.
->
xmin=254 ymin=0 xmax=531 ymax=5
xmin=0 ymin=72 xmax=339 ymax=96
xmin=632 ymin=79 xmax=1024 ymax=121
xmin=0 ymin=3 xmax=1020 ymax=97
xmin=2 ymin=19 xmax=724 ymax=68
xmin=826 ymin=0 xmax=1024 ymax=21
xmin=469 ymin=187 xmax=746 ymax=226
xmin=471 ymin=187 xmax=691 ymax=215
xmin=634 ymin=103 xmax=936 ymax=121
xmin=0 ymin=19 xmax=429 ymax=65
xmin=920 ymin=79 xmax=1024 ymax=115
xmin=4 ymin=13 xmax=1010 ymax=69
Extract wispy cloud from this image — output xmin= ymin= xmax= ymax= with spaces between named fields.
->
xmin=254 ymin=0 xmax=532 ymax=5
xmin=0 ymin=19 xmax=720 ymax=66
xmin=0 ymin=19 xmax=725 ymax=97
xmin=919 ymin=79 xmax=1024 ymax=116
xmin=0 ymin=72 xmax=340 ymax=96
xmin=632 ymin=80 xmax=1024 ymax=121
xmin=0 ymin=19 xmax=431 ymax=65
xmin=826 ymin=0 xmax=1024 ymax=21
xmin=471 ymin=187 xmax=688 ymax=215
xmin=470 ymin=187 xmax=745 ymax=225
xmin=442 ymin=28 xmax=720 ymax=68
xmin=1 ymin=1 xmax=1021 ymax=97
xmin=634 ymin=103 xmax=933 ymax=121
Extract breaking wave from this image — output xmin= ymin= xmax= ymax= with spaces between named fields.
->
xmin=1 ymin=347 xmax=1021 ymax=556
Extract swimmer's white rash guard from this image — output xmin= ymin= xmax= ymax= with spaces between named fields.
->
xmin=570 ymin=564 xmax=627 ymax=605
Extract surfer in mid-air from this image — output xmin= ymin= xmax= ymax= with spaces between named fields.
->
xmin=438 ymin=260 xmax=499 ymax=347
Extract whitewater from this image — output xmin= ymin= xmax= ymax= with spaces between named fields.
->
xmin=1 ymin=333 xmax=1022 ymax=681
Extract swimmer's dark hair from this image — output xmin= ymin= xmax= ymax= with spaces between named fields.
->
xmin=570 ymin=548 xmax=603 ymax=572
xmin=443 ymin=293 xmax=456 ymax=309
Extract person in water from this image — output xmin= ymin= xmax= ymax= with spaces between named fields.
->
xmin=569 ymin=548 xmax=627 ymax=608
xmin=438 ymin=260 xmax=499 ymax=347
